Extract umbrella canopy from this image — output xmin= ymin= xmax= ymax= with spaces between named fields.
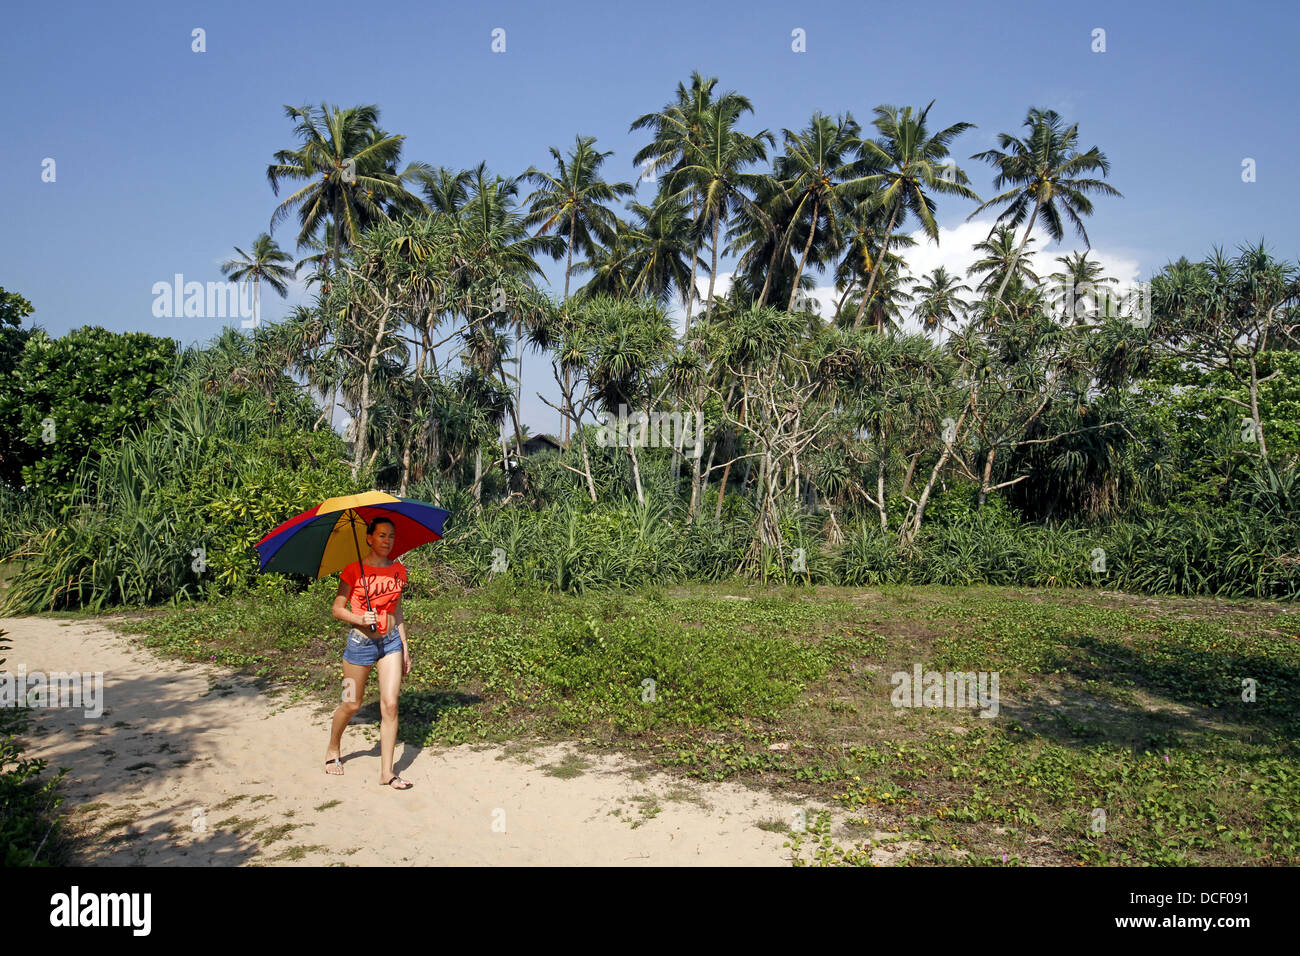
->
xmin=254 ymin=491 xmax=451 ymax=578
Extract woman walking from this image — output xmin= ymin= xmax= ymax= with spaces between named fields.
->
xmin=323 ymin=516 xmax=413 ymax=789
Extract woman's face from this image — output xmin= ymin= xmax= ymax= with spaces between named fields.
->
xmin=367 ymin=522 xmax=396 ymax=558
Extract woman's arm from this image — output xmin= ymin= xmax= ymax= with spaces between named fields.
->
xmin=392 ymin=594 xmax=406 ymax=644
xmin=332 ymin=577 xmax=372 ymax=627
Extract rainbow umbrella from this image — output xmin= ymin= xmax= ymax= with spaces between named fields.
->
xmin=254 ymin=491 xmax=451 ymax=633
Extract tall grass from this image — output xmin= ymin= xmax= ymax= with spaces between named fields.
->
xmin=0 ymin=378 xmax=356 ymax=614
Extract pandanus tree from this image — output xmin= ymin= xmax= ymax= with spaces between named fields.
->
xmin=851 ymin=101 xmax=979 ymax=330
xmin=967 ymin=107 xmax=1122 ymax=322
xmin=1150 ymin=241 xmax=1300 ymax=470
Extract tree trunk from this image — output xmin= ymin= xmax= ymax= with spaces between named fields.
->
xmin=977 ymin=447 xmax=996 ymax=510
xmin=786 ymin=197 xmax=819 ymax=312
xmin=901 ymin=450 xmax=922 ymax=498
xmin=683 ymin=193 xmax=701 ymax=336
xmin=991 ymin=196 xmax=1042 ymax=319
xmin=902 ymin=410 xmax=967 ymax=545
xmin=1249 ymin=355 xmax=1270 ymax=467
xmin=350 ymin=310 xmax=390 ymax=480
xmin=627 ymin=428 xmax=645 ymax=505
xmin=756 ymin=228 xmax=785 ymax=309
xmin=853 ymin=201 xmax=899 ymax=331
xmin=704 ymin=208 xmax=722 ymax=324
xmin=471 ymin=446 xmax=483 ymax=509
xmin=562 ymin=219 xmax=575 ymax=447
xmin=399 ymin=431 xmax=412 ymax=495
xmin=877 ymin=459 xmax=888 ymax=530
xmin=716 ymin=391 xmax=746 ymax=520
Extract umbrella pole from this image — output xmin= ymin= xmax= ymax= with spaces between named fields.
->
xmin=348 ymin=511 xmax=378 ymax=634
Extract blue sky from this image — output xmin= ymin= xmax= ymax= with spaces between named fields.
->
xmin=3 ymin=0 xmax=1297 ymax=434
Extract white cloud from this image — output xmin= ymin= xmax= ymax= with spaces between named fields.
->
xmin=803 ymin=217 xmax=1143 ymax=334
xmin=663 ymin=218 xmax=1143 ymax=335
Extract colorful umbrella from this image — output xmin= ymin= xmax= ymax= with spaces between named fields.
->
xmin=254 ymin=491 xmax=451 ymax=632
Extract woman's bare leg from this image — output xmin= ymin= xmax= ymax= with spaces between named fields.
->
xmin=375 ymin=650 xmax=405 ymax=784
xmin=326 ymin=660 xmax=371 ymax=772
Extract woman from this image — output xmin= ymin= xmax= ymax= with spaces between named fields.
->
xmin=323 ymin=516 xmax=413 ymax=789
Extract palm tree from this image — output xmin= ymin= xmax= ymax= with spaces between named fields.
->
xmin=521 ymin=135 xmax=634 ymax=303
xmin=418 ymin=165 xmax=474 ymax=216
xmin=842 ymin=257 xmax=915 ymax=333
xmin=1049 ymin=250 xmax=1117 ymax=323
xmin=726 ymin=168 xmax=794 ymax=309
xmin=912 ymin=267 xmax=972 ymax=338
xmin=665 ymin=99 xmax=774 ymax=330
xmin=851 ymin=101 xmax=979 ymax=330
xmin=294 ymin=222 xmax=341 ymax=286
xmin=220 ymin=233 xmax=294 ymax=329
xmin=831 ymin=200 xmax=917 ymax=323
xmin=967 ymin=107 xmax=1122 ymax=319
xmin=267 ymin=103 xmax=428 ymax=268
xmin=772 ymin=112 xmax=863 ymax=311
xmin=623 ymin=198 xmax=702 ymax=306
xmin=967 ymin=224 xmax=1040 ymax=297
xmin=632 ymin=73 xmax=758 ymax=332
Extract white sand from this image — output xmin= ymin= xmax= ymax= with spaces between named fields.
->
xmin=2 ymin=615 xmax=884 ymax=866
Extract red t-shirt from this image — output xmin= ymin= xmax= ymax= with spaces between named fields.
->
xmin=339 ymin=560 xmax=407 ymax=634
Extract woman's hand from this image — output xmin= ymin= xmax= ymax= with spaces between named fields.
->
xmin=402 ymin=644 xmax=411 ymax=676
xmin=360 ymin=610 xmax=378 ymax=627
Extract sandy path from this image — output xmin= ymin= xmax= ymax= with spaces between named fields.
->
xmin=4 ymin=615 xmax=849 ymax=866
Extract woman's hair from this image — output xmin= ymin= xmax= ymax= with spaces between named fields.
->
xmin=366 ymin=516 xmax=396 ymax=535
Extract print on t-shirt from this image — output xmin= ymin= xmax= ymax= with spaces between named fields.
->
xmin=340 ymin=560 xmax=406 ymax=634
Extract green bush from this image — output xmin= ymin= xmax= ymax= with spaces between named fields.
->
xmin=0 ymin=627 xmax=67 ymax=866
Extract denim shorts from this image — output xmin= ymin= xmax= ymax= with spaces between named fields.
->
xmin=342 ymin=625 xmax=403 ymax=666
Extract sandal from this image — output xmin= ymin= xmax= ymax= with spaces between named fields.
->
xmin=382 ymin=774 xmax=412 ymax=790
xmin=325 ymin=756 xmax=344 ymax=775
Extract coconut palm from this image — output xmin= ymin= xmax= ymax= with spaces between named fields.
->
xmin=843 ymin=257 xmax=915 ymax=333
xmin=521 ymin=136 xmax=634 ymax=304
xmin=663 ymin=99 xmax=774 ymax=330
xmin=771 ymin=112 xmax=864 ymax=311
xmin=632 ymin=73 xmax=758 ymax=332
xmin=831 ymin=201 xmax=917 ymax=323
xmin=968 ymin=224 xmax=1040 ymax=297
xmin=220 ymin=233 xmax=295 ymax=329
xmin=967 ymin=107 xmax=1122 ymax=319
xmin=851 ymin=101 xmax=979 ymax=330
xmin=912 ymin=267 xmax=972 ymax=338
xmin=418 ymin=166 xmax=474 ymax=216
xmin=267 ymin=103 xmax=428 ymax=267
xmin=726 ymin=168 xmax=795 ymax=309
xmin=1049 ymin=250 xmax=1118 ymax=324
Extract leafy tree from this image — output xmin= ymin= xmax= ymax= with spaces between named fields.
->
xmin=0 ymin=327 xmax=176 ymax=499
